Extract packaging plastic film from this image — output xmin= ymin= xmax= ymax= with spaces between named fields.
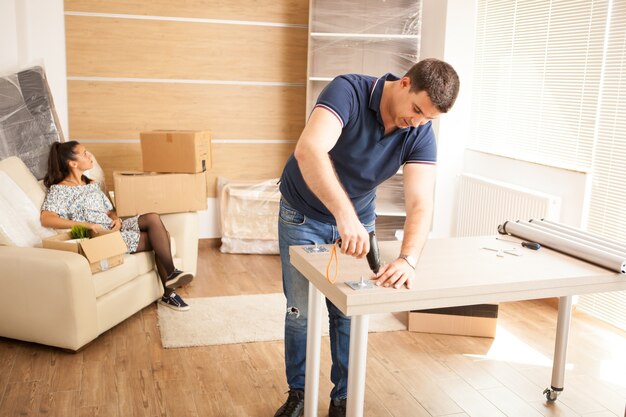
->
xmin=218 ymin=177 xmax=280 ymax=254
xmin=0 ymin=66 xmax=64 ymax=180
xmin=308 ymin=0 xmax=422 ymax=114
xmin=499 ymin=220 xmax=626 ymax=274
xmin=375 ymin=172 xmax=405 ymax=241
xmin=311 ymin=0 xmax=421 ymax=36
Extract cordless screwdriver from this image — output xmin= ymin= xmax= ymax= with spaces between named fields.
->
xmin=366 ymin=231 xmax=381 ymax=274
xmin=337 ymin=231 xmax=381 ymax=274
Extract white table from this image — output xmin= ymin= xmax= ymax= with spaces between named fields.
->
xmin=289 ymin=236 xmax=626 ymax=417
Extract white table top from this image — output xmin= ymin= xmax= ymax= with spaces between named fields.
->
xmin=289 ymin=236 xmax=626 ymax=316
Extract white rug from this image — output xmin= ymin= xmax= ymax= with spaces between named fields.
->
xmin=157 ymin=293 xmax=407 ymax=348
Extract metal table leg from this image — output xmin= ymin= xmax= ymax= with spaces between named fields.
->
xmin=304 ymin=282 xmax=323 ymax=417
xmin=544 ymin=295 xmax=573 ymax=402
xmin=346 ymin=314 xmax=370 ymax=417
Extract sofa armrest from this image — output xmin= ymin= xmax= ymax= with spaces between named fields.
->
xmin=0 ymin=246 xmax=99 ymax=350
xmin=160 ymin=212 xmax=199 ymax=275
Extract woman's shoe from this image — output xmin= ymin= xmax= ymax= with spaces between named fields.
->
xmin=165 ymin=269 xmax=194 ymax=289
xmin=158 ymin=291 xmax=190 ymax=311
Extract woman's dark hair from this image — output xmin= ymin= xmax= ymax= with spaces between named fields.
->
xmin=43 ymin=141 xmax=92 ymax=188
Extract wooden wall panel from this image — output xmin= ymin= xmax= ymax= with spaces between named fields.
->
xmin=68 ymin=81 xmax=305 ymax=140
xmin=66 ymin=16 xmax=308 ymax=82
xmin=86 ymin=143 xmax=142 ymax=192
xmin=87 ymin=142 xmax=294 ymax=198
xmin=64 ymin=0 xmax=308 ymax=25
xmin=206 ymin=142 xmax=295 ymax=196
xmin=65 ymin=1 xmax=307 ymax=208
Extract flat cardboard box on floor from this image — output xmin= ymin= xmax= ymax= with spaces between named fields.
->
xmin=408 ymin=304 xmax=499 ymax=338
xmin=140 ymin=130 xmax=211 ymax=173
xmin=113 ymin=171 xmax=207 ymax=217
xmin=42 ymin=230 xmax=127 ymax=273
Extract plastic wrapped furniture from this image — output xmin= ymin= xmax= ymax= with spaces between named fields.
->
xmin=0 ymin=66 xmax=64 ymax=180
xmin=219 ymin=177 xmax=280 ymax=254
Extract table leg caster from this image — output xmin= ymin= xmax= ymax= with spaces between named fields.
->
xmin=543 ymin=387 xmax=561 ymax=402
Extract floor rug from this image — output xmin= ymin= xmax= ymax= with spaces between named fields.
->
xmin=157 ymin=293 xmax=407 ymax=348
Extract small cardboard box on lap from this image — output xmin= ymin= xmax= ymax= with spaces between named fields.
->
xmin=113 ymin=171 xmax=207 ymax=217
xmin=42 ymin=230 xmax=127 ymax=273
xmin=140 ymin=130 xmax=211 ymax=173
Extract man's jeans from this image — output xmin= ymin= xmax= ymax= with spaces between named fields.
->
xmin=278 ymin=199 xmax=374 ymax=401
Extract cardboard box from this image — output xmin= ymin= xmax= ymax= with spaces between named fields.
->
xmin=140 ymin=130 xmax=211 ymax=173
xmin=113 ymin=171 xmax=207 ymax=217
xmin=408 ymin=304 xmax=498 ymax=338
xmin=42 ymin=230 xmax=127 ymax=273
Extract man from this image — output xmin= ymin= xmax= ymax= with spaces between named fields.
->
xmin=275 ymin=58 xmax=460 ymax=417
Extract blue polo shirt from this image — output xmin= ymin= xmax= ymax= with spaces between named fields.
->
xmin=279 ymin=73 xmax=437 ymax=225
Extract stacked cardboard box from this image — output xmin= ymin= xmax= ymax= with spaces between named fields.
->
xmin=114 ymin=171 xmax=208 ymax=217
xmin=140 ymin=130 xmax=211 ymax=173
xmin=113 ymin=130 xmax=211 ymax=217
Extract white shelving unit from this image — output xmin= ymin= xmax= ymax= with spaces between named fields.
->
xmin=306 ymin=0 xmax=422 ymax=240
xmin=305 ymin=0 xmax=423 ymax=115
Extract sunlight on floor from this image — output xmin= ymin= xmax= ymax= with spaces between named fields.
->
xmin=463 ymin=327 xmax=573 ymax=369
xmin=599 ymin=359 xmax=626 ymax=387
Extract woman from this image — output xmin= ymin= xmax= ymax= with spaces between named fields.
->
xmin=40 ymin=141 xmax=193 ymax=311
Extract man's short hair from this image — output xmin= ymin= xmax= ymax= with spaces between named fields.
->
xmin=405 ymin=58 xmax=460 ymax=113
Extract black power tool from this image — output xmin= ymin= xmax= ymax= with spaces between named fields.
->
xmin=338 ymin=231 xmax=381 ymax=274
xmin=366 ymin=231 xmax=381 ymax=274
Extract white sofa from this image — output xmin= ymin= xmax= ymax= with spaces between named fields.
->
xmin=0 ymin=156 xmax=199 ymax=350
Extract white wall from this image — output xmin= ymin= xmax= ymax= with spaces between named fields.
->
xmin=198 ymin=200 xmax=221 ymax=238
xmin=0 ymin=0 xmax=19 ymax=71
xmin=421 ymin=0 xmax=478 ymax=238
xmin=0 ymin=0 xmax=68 ymax=137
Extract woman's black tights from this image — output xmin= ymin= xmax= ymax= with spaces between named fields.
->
xmin=135 ymin=213 xmax=175 ymax=294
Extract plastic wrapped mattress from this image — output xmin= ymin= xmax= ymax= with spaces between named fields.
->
xmin=0 ymin=66 xmax=63 ymax=180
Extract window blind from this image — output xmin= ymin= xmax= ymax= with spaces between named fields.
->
xmin=471 ymin=0 xmax=626 ymax=331
xmin=470 ymin=0 xmax=609 ymax=170
xmin=577 ymin=0 xmax=626 ymax=331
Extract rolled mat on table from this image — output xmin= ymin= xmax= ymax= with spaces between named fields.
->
xmin=498 ymin=220 xmax=626 ymax=274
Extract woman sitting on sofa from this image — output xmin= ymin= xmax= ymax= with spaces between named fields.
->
xmin=40 ymin=141 xmax=193 ymax=312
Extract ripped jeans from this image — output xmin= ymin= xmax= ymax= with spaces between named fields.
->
xmin=278 ymin=199 xmax=374 ymax=401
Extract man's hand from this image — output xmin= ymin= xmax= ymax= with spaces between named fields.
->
xmin=373 ymin=258 xmax=415 ymax=289
xmin=336 ymin=215 xmax=370 ymax=258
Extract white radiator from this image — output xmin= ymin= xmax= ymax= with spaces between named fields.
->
xmin=455 ymin=174 xmax=562 ymax=237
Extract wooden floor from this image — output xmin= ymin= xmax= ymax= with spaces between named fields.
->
xmin=1 ymin=239 xmax=625 ymax=417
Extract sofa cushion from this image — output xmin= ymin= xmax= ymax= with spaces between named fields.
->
xmin=0 ymin=156 xmax=46 ymax=208
xmin=93 ymin=252 xmax=144 ymax=297
xmin=0 ymin=171 xmax=55 ymax=246
xmin=92 ymin=238 xmax=179 ymax=297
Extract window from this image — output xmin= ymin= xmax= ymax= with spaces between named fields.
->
xmin=578 ymin=0 xmax=626 ymax=331
xmin=471 ymin=0 xmax=626 ymax=330
xmin=586 ymin=0 xmax=626 ymax=246
xmin=471 ymin=0 xmax=608 ymax=170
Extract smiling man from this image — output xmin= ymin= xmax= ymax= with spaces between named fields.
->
xmin=275 ymin=58 xmax=460 ymax=417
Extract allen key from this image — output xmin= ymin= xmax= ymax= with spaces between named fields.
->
xmin=481 ymin=247 xmax=522 ymax=257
